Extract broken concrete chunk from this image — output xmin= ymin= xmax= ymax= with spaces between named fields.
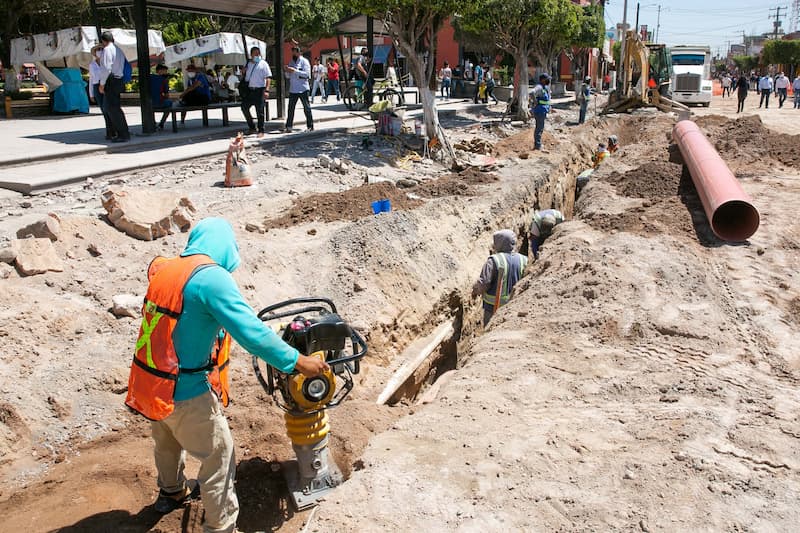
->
xmin=16 ymin=215 xmax=61 ymax=241
xmin=0 ymin=241 xmax=19 ymax=264
xmin=0 ymin=262 xmax=14 ymax=279
xmin=111 ymin=294 xmax=142 ymax=318
xmin=245 ymin=222 xmax=264 ymax=234
xmin=101 ymin=189 xmax=195 ymax=241
xmin=14 ymin=238 xmax=64 ymax=276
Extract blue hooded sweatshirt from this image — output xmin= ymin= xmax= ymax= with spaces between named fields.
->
xmin=171 ymin=217 xmax=299 ymax=402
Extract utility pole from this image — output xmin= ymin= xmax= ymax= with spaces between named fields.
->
xmin=769 ymin=6 xmax=785 ymax=39
xmin=655 ymin=5 xmax=661 ymax=43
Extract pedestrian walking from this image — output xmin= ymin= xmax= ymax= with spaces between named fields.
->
xmin=97 ymin=31 xmax=130 ymax=142
xmin=310 ymin=57 xmax=326 ymax=103
xmin=325 ymin=58 xmax=340 ymax=102
xmin=485 ymin=69 xmax=499 ymax=104
xmin=774 ymin=72 xmax=789 ymax=108
xmin=529 ymin=73 xmax=552 ymax=150
xmin=793 ymin=74 xmax=800 ymax=109
xmin=240 ymin=47 xmax=272 ymax=137
xmin=283 ymin=46 xmax=313 ymax=132
xmin=758 ymin=74 xmax=773 ymax=108
xmin=736 ymin=74 xmax=749 ymax=113
xmin=721 ymin=74 xmax=732 ymax=98
xmin=439 ymin=61 xmax=452 ymax=99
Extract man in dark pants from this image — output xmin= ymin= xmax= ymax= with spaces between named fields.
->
xmin=736 ymin=74 xmax=749 ymax=113
xmin=283 ymin=46 xmax=313 ymax=133
xmin=98 ymin=31 xmax=130 ymax=142
xmin=241 ymin=46 xmax=272 ymax=137
xmin=529 ymin=73 xmax=552 ymax=150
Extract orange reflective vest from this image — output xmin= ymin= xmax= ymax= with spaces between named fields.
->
xmin=125 ymin=255 xmax=231 ymax=421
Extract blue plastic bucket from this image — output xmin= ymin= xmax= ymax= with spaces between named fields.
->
xmin=371 ymin=200 xmax=382 ymax=215
xmin=380 ymin=198 xmax=392 ymax=212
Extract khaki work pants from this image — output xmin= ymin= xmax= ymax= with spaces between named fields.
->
xmin=151 ymin=390 xmax=239 ymax=533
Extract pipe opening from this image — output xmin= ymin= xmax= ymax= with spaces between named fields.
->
xmin=711 ymin=200 xmax=760 ymax=242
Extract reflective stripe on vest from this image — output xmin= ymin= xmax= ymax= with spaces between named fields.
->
xmin=125 ymin=254 xmax=232 ymax=421
xmin=482 ymin=253 xmax=528 ymax=310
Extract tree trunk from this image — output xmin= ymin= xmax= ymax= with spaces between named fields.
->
xmin=4 ymin=68 xmax=20 ymax=93
xmin=514 ymin=45 xmax=531 ymax=121
xmin=395 ymin=36 xmax=456 ymax=165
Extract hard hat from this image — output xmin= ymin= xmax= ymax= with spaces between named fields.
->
xmin=608 ymin=134 xmax=618 ymax=145
xmin=598 ymin=143 xmax=607 ymax=149
xmin=539 ymin=73 xmax=551 ymax=81
xmin=584 ymin=76 xmax=591 ymax=82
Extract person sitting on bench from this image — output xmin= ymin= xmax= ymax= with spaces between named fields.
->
xmin=150 ymin=64 xmax=173 ymax=130
xmin=178 ymin=64 xmax=211 ymax=124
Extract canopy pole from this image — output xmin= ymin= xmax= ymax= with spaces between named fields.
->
xmin=366 ymin=16 xmax=374 ymax=106
xmin=337 ymin=34 xmax=349 ymax=94
xmin=133 ymin=0 xmax=155 ymax=134
xmin=274 ymin=0 xmax=285 ymax=119
xmin=89 ymin=0 xmax=102 ymax=41
xmin=239 ymin=19 xmax=250 ymax=63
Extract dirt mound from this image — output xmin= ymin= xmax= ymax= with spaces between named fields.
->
xmin=454 ymin=138 xmax=494 ymax=155
xmin=694 ymin=115 xmax=800 ymax=169
xmin=604 ymin=160 xmax=683 ymax=199
xmin=415 ymin=168 xmax=499 ymax=198
xmin=494 ymin=128 xmax=558 ymax=157
xmin=263 ymin=182 xmax=422 ymax=229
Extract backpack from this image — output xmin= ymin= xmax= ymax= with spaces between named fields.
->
xmin=122 ymin=59 xmax=132 ymax=83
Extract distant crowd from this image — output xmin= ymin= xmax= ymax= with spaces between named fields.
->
xmin=718 ymin=71 xmax=800 ymax=111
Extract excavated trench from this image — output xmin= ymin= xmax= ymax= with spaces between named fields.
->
xmin=0 ymin=118 xmax=603 ymax=532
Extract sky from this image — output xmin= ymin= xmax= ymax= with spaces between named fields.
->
xmin=603 ymin=0 xmax=793 ymax=56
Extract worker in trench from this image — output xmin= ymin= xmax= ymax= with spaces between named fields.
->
xmin=124 ymin=217 xmax=328 ymax=533
xmin=471 ymin=229 xmax=529 ymax=326
xmin=529 ymin=209 xmax=565 ymax=260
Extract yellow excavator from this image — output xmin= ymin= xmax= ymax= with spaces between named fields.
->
xmin=603 ymin=30 xmax=690 ymax=114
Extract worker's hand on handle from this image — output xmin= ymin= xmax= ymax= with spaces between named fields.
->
xmin=294 ymin=354 xmax=330 ymax=377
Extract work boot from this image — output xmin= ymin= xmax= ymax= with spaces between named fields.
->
xmin=154 ymin=483 xmax=200 ymax=514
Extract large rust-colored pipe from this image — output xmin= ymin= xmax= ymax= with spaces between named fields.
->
xmin=672 ymin=120 xmax=760 ymax=241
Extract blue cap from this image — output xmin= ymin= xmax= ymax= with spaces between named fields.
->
xmin=539 ymin=73 xmax=551 ymax=80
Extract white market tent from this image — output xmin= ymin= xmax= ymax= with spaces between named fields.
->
xmin=163 ymin=32 xmax=266 ymax=68
xmin=10 ymin=26 xmax=166 ymax=70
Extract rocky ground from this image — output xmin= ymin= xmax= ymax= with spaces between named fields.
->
xmin=0 ymin=95 xmax=798 ymax=532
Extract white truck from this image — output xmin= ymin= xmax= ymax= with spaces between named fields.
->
xmin=669 ymin=45 xmax=713 ymax=107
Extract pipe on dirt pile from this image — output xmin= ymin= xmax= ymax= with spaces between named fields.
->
xmin=672 ymin=120 xmax=760 ymax=242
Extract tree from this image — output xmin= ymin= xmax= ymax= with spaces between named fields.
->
xmin=529 ymin=0 xmax=579 ymax=77
xmin=564 ymin=3 xmax=604 ymax=87
xmin=460 ymin=0 xmax=538 ymax=120
xmin=761 ymin=39 xmax=800 ymax=73
xmin=345 ymin=0 xmax=467 ymax=164
xmin=732 ymin=55 xmax=758 ymax=74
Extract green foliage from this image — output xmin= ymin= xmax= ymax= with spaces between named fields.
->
xmin=573 ymin=3 xmax=604 ymax=50
xmin=732 ymin=55 xmax=758 ymax=73
xmin=159 ymin=17 xmax=218 ymax=45
xmin=529 ymin=0 xmax=580 ymax=70
xmin=761 ymin=39 xmax=800 ymax=67
xmin=169 ymin=76 xmax=183 ymax=92
xmin=612 ymin=41 xmax=621 ymax=66
xmin=282 ymin=0 xmax=348 ymax=45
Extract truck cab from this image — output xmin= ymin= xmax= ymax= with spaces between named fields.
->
xmin=670 ymin=45 xmax=713 ymax=107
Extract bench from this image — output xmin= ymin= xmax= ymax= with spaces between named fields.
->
xmin=165 ymin=101 xmax=269 ymax=133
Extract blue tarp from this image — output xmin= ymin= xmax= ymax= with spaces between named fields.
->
xmin=51 ymin=68 xmax=89 ymax=114
xmin=372 ymin=44 xmax=403 ymax=64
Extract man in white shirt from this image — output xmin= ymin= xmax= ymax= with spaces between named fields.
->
xmin=240 ymin=46 xmax=272 ymax=137
xmin=774 ymin=72 xmax=790 ymax=108
xmin=310 ymin=57 xmax=326 ymax=104
xmin=89 ymin=45 xmax=115 ymax=140
xmin=98 ymin=31 xmax=130 ymax=142
xmin=758 ymin=74 xmax=773 ymax=109
xmin=283 ymin=46 xmax=313 ymax=132
xmin=721 ymin=75 xmax=732 ymax=98
xmin=793 ymin=74 xmax=800 ymax=109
